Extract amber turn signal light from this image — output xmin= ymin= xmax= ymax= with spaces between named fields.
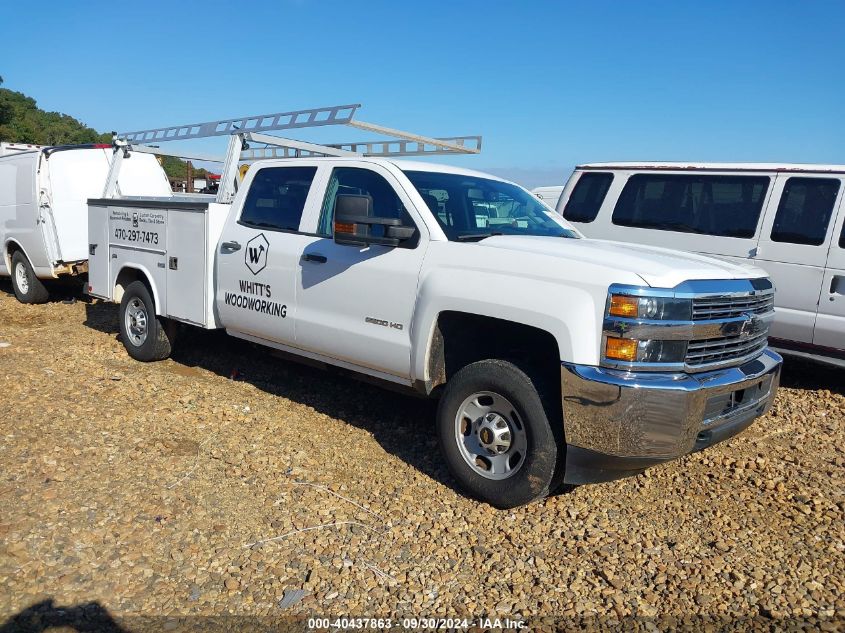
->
xmin=605 ymin=337 xmax=638 ymax=362
xmin=608 ymin=295 xmax=639 ymax=318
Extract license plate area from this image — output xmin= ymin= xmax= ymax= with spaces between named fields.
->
xmin=702 ymin=375 xmax=773 ymax=427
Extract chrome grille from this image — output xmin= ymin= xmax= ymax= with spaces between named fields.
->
xmin=692 ymin=293 xmax=774 ymax=320
xmin=686 ymin=332 xmax=769 ymax=367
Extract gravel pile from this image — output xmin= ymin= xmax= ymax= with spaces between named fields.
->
xmin=0 ymin=282 xmax=843 ymax=629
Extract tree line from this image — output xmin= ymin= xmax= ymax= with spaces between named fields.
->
xmin=0 ymin=76 xmax=207 ymax=179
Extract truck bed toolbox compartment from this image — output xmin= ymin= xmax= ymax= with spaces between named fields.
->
xmin=88 ymin=197 xmax=225 ymax=329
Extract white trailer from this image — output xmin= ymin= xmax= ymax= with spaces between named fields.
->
xmin=0 ymin=142 xmax=170 ymax=302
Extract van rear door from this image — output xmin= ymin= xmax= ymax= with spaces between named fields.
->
xmin=755 ymin=174 xmax=844 ymax=343
xmin=46 ymin=149 xmax=111 ymax=263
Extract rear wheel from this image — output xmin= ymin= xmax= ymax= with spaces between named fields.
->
xmin=437 ymin=359 xmax=562 ymax=508
xmin=119 ymin=280 xmax=175 ymax=361
xmin=10 ymin=251 xmax=49 ymax=304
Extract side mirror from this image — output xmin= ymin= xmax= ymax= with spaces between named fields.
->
xmin=333 ymin=194 xmax=416 ymax=247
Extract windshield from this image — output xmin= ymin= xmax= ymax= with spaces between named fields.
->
xmin=404 ymin=170 xmax=579 ymax=241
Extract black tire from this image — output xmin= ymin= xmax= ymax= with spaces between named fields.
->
xmin=10 ymin=251 xmax=49 ymax=304
xmin=437 ymin=359 xmax=563 ymax=509
xmin=119 ymin=280 xmax=175 ymax=362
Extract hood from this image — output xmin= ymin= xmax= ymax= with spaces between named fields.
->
xmin=476 ymin=236 xmax=766 ymax=288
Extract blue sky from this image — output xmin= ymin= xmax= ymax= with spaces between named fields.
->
xmin=2 ymin=0 xmax=844 ymax=188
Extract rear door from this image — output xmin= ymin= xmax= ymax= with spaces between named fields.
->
xmin=215 ymin=162 xmax=325 ymax=345
xmin=46 ymin=149 xmax=111 ymax=263
xmin=813 ymin=184 xmax=845 ymax=351
xmin=755 ymin=175 xmax=844 ymax=343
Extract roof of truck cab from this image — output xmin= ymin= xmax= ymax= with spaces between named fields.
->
xmin=578 ymin=161 xmax=845 ymax=174
xmin=389 ymin=159 xmax=508 ymax=181
xmin=255 ymin=156 xmax=510 ymax=182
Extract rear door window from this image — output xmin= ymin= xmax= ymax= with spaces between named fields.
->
xmin=770 ymin=177 xmax=841 ymax=246
xmin=562 ymin=172 xmax=613 ymax=223
xmin=612 ymin=174 xmax=769 ymax=238
xmin=239 ymin=166 xmax=317 ymax=232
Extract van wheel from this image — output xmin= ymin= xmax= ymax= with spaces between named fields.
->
xmin=119 ymin=281 xmax=175 ymax=361
xmin=10 ymin=251 xmax=49 ymax=304
xmin=437 ymin=359 xmax=561 ymax=509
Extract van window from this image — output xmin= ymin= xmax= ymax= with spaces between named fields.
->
xmin=239 ymin=166 xmax=317 ymax=232
xmin=771 ymin=177 xmax=841 ymax=246
xmin=562 ymin=172 xmax=613 ymax=223
xmin=612 ymin=174 xmax=769 ymax=238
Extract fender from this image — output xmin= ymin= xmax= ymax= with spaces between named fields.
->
xmin=410 ymin=268 xmax=603 ymax=384
xmin=112 ymin=264 xmax=165 ymax=315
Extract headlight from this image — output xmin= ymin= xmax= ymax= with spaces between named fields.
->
xmin=603 ymin=287 xmax=693 ymax=368
xmin=605 ymin=337 xmax=687 ymax=363
xmin=607 ymin=294 xmax=691 ymax=321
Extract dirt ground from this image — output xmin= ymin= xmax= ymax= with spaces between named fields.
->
xmin=0 ymin=280 xmax=843 ymax=631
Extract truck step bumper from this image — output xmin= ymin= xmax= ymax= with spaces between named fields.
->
xmin=561 ymin=349 xmax=782 ymax=485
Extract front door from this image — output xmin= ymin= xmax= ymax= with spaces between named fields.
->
xmin=813 ymin=186 xmax=845 ymax=351
xmin=215 ymin=164 xmax=323 ymax=344
xmin=294 ymin=164 xmax=426 ymax=380
xmin=755 ymin=175 xmax=843 ymax=343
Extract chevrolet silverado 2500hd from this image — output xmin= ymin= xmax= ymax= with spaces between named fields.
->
xmin=87 ymin=106 xmax=783 ymax=508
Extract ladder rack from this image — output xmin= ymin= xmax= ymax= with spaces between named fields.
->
xmin=119 ymin=104 xmax=361 ymax=144
xmin=105 ymin=102 xmax=482 ymax=202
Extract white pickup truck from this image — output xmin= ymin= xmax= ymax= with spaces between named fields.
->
xmin=87 ymin=106 xmax=783 ymax=508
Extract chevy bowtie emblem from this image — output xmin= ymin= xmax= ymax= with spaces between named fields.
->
xmin=740 ymin=313 xmax=756 ymax=337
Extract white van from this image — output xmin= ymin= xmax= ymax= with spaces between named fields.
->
xmin=554 ymin=162 xmax=845 ymax=366
xmin=531 ymin=185 xmax=564 ymax=208
xmin=0 ymin=143 xmax=171 ymax=302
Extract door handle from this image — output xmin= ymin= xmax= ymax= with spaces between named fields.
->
xmin=302 ymin=253 xmax=327 ymax=264
xmin=221 ymin=241 xmax=241 ymax=253
xmin=831 ymin=275 xmax=845 ymax=297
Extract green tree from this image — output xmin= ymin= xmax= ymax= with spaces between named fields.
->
xmin=0 ymin=80 xmax=209 ymax=181
xmin=0 ymin=86 xmax=109 ymax=145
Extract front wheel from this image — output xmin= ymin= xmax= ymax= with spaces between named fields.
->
xmin=119 ymin=281 xmax=175 ymax=361
xmin=437 ymin=359 xmax=562 ymax=509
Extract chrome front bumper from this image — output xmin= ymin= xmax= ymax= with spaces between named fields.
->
xmin=561 ymin=348 xmax=782 ymax=484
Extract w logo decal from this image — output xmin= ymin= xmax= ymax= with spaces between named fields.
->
xmin=245 ymin=233 xmax=269 ymax=275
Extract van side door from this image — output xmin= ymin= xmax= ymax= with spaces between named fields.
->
xmin=813 ymin=180 xmax=845 ymax=352
xmin=215 ymin=163 xmax=326 ymax=345
xmin=755 ymin=175 xmax=843 ymax=343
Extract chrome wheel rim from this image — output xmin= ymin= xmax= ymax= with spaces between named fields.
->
xmin=125 ymin=297 xmax=149 ymax=347
xmin=454 ymin=391 xmax=528 ymax=480
xmin=14 ymin=263 xmax=29 ymax=295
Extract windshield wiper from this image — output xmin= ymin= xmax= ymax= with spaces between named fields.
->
xmin=455 ymin=231 xmax=504 ymax=242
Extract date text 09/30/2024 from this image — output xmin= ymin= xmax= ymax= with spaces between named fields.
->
xmin=307 ymin=617 xmax=527 ymax=630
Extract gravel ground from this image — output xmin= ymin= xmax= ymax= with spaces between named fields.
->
xmin=0 ymin=281 xmax=843 ymax=630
